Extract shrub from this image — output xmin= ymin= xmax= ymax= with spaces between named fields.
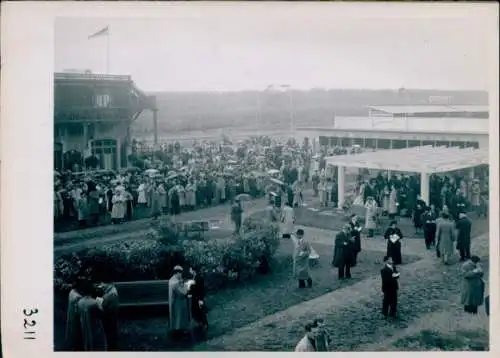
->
xmin=54 ymin=217 xmax=280 ymax=294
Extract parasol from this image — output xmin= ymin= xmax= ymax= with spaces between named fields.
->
xmin=228 ymin=159 xmax=238 ymax=165
xmin=270 ymin=178 xmax=285 ymax=186
xmin=145 ymin=168 xmax=159 ymax=176
xmin=167 ymin=173 xmax=179 ymax=181
xmin=267 ymin=169 xmax=280 ymax=175
xmin=235 ymin=193 xmax=252 ymax=202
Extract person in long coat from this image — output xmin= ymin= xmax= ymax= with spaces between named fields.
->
xmin=168 ymin=266 xmax=191 ymax=340
xmin=185 ymin=180 xmax=196 ymax=210
xmin=292 ymin=229 xmax=312 ymax=288
xmin=384 ymin=220 xmax=403 ymax=265
xmin=332 ymin=224 xmax=354 ymax=279
xmin=151 ymin=185 xmax=162 ymax=219
xmin=381 ymin=256 xmax=400 ymax=318
xmin=110 ymin=188 xmax=126 ymax=224
xmin=280 ymin=202 xmax=295 ymax=239
xmin=348 ymin=214 xmax=362 ymax=266
xmin=460 ymin=256 xmax=485 ymax=314
xmin=365 ymin=197 xmax=378 ymax=237
xmin=388 ymin=186 xmax=398 ymax=219
xmin=77 ymin=280 xmax=107 ymax=351
xmin=456 ymin=213 xmax=472 ymax=261
xmin=318 ymin=179 xmax=327 ymax=207
xmin=470 ymin=179 xmax=481 ymax=216
xmin=436 ymin=211 xmax=456 ymax=264
xmin=137 ymin=182 xmax=147 ymax=206
xmin=422 ymin=204 xmax=438 ymax=249
xmin=413 ymin=195 xmax=427 ymax=235
xmin=96 ymin=282 xmax=120 ymax=351
xmin=382 ymin=186 xmax=390 ymax=215
xmin=157 ymin=183 xmax=168 ymax=213
xmin=187 ymin=267 xmax=209 ymax=334
xmin=65 ymin=280 xmax=84 ymax=350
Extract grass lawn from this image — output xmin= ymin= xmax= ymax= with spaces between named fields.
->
xmin=53 ymin=239 xmax=420 ymax=351
xmin=197 ymin=232 xmax=489 ymax=351
xmin=295 ymin=207 xmax=489 ymax=239
xmin=391 ymin=329 xmax=489 ymax=351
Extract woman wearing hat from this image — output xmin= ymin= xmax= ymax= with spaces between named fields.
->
xmin=384 ymin=220 xmax=404 ymax=265
xmin=364 ymin=196 xmax=378 ymax=238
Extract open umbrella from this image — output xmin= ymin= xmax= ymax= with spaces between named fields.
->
xmin=145 ymin=169 xmax=159 ymax=176
xmin=235 ymin=193 xmax=252 ymax=202
xmin=270 ymin=178 xmax=285 ymax=186
xmin=167 ymin=173 xmax=179 ymax=181
xmin=267 ymin=169 xmax=280 ymax=176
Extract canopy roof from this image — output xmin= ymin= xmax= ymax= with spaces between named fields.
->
xmin=325 ymin=146 xmax=489 ymax=174
xmin=367 ymin=105 xmax=489 ymax=115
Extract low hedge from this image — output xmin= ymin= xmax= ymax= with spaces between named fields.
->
xmin=54 ymin=217 xmax=280 ymax=294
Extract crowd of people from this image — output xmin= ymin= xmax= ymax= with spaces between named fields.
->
xmin=60 ymin=134 xmax=489 ymax=351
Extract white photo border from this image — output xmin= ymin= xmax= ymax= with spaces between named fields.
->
xmin=1 ymin=1 xmax=498 ymax=357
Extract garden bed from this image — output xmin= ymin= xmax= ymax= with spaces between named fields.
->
xmin=54 ymin=243 xmax=420 ymax=351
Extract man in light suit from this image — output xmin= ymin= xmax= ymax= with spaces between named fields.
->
xmin=436 ymin=211 xmax=456 ymax=265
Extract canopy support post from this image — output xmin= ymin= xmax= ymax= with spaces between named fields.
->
xmin=338 ymin=165 xmax=345 ymax=209
xmin=420 ymin=171 xmax=430 ymax=205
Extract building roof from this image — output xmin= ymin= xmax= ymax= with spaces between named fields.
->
xmin=367 ymin=105 xmax=489 ymax=115
xmin=325 ymin=145 xmax=489 ymax=173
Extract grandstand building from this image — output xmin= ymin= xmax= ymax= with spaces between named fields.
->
xmin=54 ymin=72 xmax=158 ymax=171
xmin=299 ymin=104 xmax=489 ymax=151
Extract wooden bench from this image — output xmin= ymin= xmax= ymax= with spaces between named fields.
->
xmin=114 ymin=280 xmax=171 ymax=316
xmin=178 ymin=220 xmax=210 ymax=239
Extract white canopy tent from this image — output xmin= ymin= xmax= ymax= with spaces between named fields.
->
xmin=325 ymin=146 xmax=489 ymax=207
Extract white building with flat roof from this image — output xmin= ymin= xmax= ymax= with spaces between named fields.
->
xmin=299 ymin=104 xmax=489 ymax=151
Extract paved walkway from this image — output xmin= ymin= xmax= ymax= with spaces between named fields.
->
xmin=196 ymin=231 xmax=489 ymax=350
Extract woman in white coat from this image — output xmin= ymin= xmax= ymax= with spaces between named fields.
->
xmin=137 ymin=182 xmax=147 ymax=206
xmin=280 ymin=202 xmax=295 ymax=239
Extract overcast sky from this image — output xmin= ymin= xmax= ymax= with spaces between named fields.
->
xmin=54 ymin=4 xmax=494 ymax=92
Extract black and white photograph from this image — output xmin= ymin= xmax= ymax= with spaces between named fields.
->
xmin=1 ymin=1 xmax=499 ymax=356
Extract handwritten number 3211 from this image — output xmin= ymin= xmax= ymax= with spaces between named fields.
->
xmin=23 ymin=308 xmax=38 ymax=339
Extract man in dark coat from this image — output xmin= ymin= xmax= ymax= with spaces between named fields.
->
xmin=332 ymin=224 xmax=354 ymax=279
xmin=456 ymin=213 xmax=472 ymax=261
xmin=422 ymin=205 xmax=438 ymax=249
xmin=348 ymin=214 xmax=362 ymax=266
xmin=381 ymin=256 xmax=399 ymax=318
xmin=187 ymin=267 xmax=209 ymax=337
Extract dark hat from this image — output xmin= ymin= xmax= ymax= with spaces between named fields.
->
xmin=296 ymin=228 xmax=305 ymax=236
xmin=390 ymin=220 xmax=398 ymax=226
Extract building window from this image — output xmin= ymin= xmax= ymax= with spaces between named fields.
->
xmin=319 ymin=136 xmax=329 ymax=147
xmin=377 ymin=139 xmax=391 ymax=149
xmin=365 ymin=138 xmax=376 ymax=149
xmin=436 ymin=141 xmax=450 ymax=147
xmin=408 ymin=140 xmax=421 ymax=148
xmin=451 ymin=141 xmax=465 ymax=148
xmin=353 ymin=137 xmax=364 ymax=146
xmin=422 ymin=140 xmax=435 ymax=147
xmin=392 ymin=139 xmax=407 ymax=149
xmin=465 ymin=141 xmax=479 ymax=149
